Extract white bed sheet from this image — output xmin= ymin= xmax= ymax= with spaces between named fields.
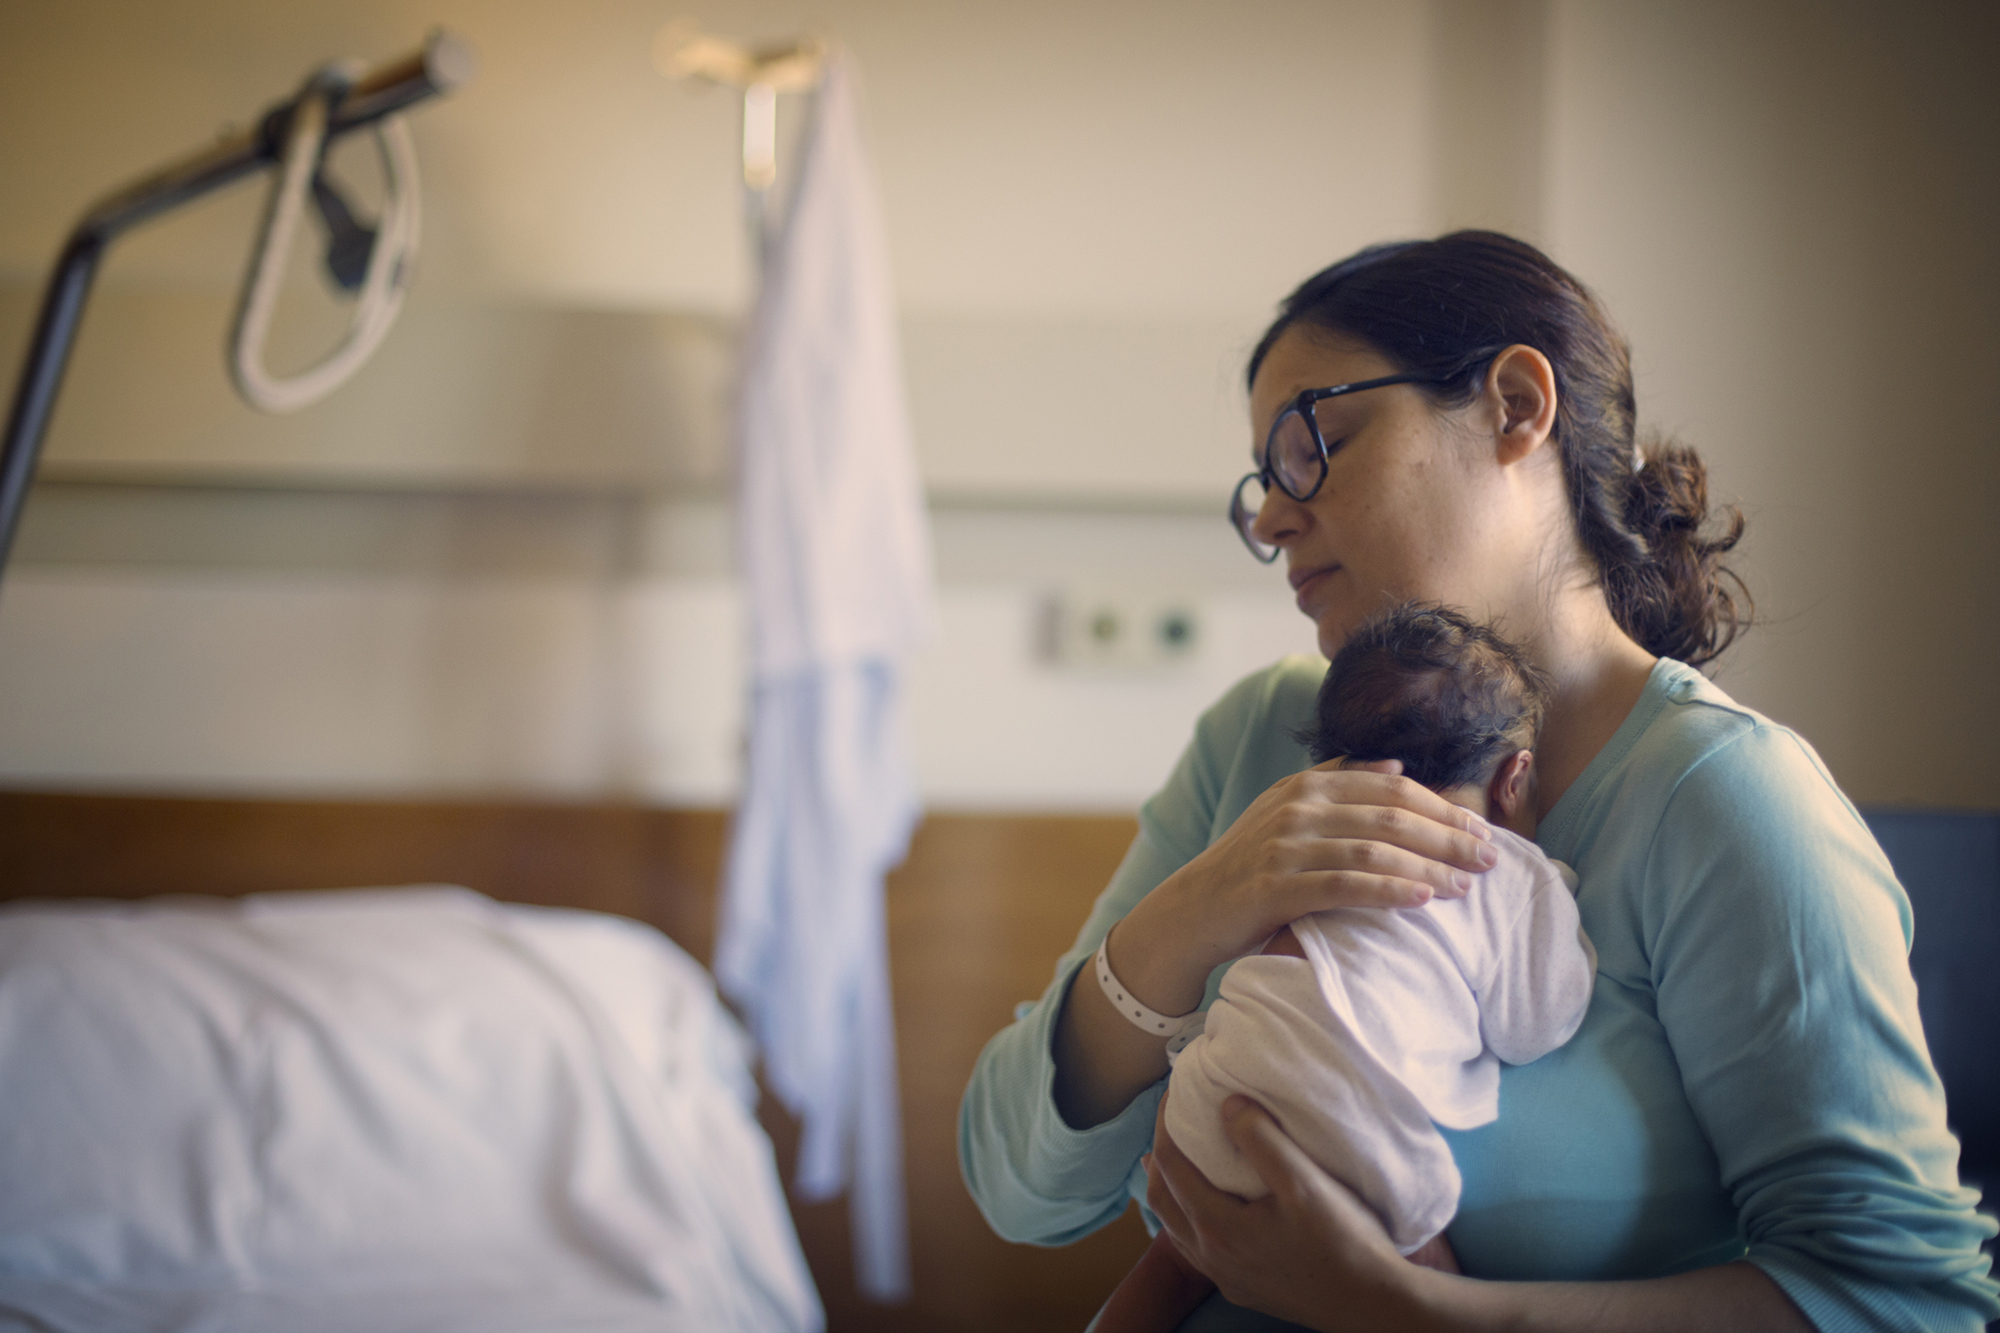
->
xmin=0 ymin=887 xmax=822 ymax=1333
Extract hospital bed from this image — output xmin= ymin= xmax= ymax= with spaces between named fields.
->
xmin=0 ymin=791 xmax=1154 ymax=1332
xmin=0 ymin=804 xmax=816 ymax=1332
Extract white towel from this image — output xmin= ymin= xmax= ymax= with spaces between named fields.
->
xmin=714 ymin=50 xmax=931 ymax=1303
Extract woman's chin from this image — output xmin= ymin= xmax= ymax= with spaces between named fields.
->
xmin=1315 ymin=618 xmax=1352 ymax=660
xmin=1313 ymin=600 xmax=1390 ymax=660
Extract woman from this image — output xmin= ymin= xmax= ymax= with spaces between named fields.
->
xmin=957 ymin=232 xmax=1999 ymax=1331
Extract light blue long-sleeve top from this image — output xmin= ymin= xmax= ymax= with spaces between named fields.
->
xmin=958 ymin=656 xmax=1999 ymax=1331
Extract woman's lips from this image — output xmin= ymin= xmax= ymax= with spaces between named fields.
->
xmin=1290 ymin=564 xmax=1338 ymax=608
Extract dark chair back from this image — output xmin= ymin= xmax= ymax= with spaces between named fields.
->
xmin=1862 ymin=808 xmax=1999 ymax=1194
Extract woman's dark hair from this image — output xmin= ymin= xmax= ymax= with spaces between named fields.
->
xmin=1300 ymin=603 xmax=1551 ymax=792
xmin=1249 ymin=231 xmax=1749 ymax=667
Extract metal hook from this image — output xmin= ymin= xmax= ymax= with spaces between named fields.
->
xmin=228 ymin=65 xmax=421 ymax=413
xmin=654 ymin=18 xmax=826 ymax=248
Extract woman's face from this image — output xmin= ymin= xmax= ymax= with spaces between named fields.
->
xmin=1246 ymin=327 xmax=1520 ymax=659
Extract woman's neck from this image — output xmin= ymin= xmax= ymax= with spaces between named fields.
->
xmin=1522 ymin=595 xmax=1657 ymax=820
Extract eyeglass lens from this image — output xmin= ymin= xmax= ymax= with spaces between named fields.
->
xmin=1229 ymin=474 xmax=1278 ymax=562
xmin=1266 ymin=406 xmax=1326 ymax=500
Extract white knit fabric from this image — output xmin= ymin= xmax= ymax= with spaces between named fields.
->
xmin=1164 ymin=827 xmax=1596 ymax=1254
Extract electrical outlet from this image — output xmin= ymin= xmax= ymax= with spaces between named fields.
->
xmin=1041 ymin=589 xmax=1203 ymax=670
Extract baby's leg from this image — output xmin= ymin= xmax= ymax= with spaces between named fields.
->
xmin=1260 ymin=925 xmax=1306 ymax=958
xmin=1405 ymin=1231 xmax=1462 ymax=1273
xmin=1092 ymin=1230 xmax=1215 ymax=1333
xmin=1261 ymin=948 xmax=1462 ymax=1273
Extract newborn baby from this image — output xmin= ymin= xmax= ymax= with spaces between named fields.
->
xmin=1096 ymin=603 xmax=1598 ymax=1333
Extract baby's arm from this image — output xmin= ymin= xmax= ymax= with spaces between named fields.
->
xmin=1159 ymin=934 xmax=1321 ymax=1205
xmin=1477 ymin=865 xmax=1597 ymax=1065
xmin=1094 ymin=1229 xmax=1216 ymax=1333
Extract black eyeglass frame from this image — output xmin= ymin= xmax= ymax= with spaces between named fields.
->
xmin=1228 ymin=357 xmax=1502 ymax=562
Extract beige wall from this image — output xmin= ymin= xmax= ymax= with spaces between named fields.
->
xmin=0 ymin=0 xmax=1437 ymax=500
xmin=1544 ymin=0 xmax=2000 ymax=805
xmin=0 ymin=0 xmax=1993 ymax=807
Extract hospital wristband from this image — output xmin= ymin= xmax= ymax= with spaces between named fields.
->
xmin=1095 ymin=933 xmax=1204 ymax=1049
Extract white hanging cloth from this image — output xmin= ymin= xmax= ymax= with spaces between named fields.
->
xmin=713 ymin=50 xmax=932 ymax=1303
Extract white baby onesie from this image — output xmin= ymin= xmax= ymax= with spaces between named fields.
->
xmin=1163 ymin=826 xmax=1597 ymax=1254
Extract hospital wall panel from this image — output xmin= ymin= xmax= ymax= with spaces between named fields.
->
xmin=0 ymin=283 xmax=1271 ymax=506
xmin=0 ymin=504 xmax=1317 ymax=808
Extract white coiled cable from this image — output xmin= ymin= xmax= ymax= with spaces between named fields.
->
xmin=229 ymin=67 xmax=420 ymax=414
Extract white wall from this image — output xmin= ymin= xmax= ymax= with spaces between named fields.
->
xmin=0 ymin=494 xmax=1317 ymax=808
xmin=1 ymin=0 xmax=1994 ymax=810
xmin=0 ymin=0 xmax=1436 ymax=503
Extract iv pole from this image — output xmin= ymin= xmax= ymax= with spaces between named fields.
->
xmin=0 ymin=30 xmax=474 ymax=583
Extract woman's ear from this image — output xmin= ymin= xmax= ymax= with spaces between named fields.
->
xmin=1485 ymin=345 xmax=1558 ymax=467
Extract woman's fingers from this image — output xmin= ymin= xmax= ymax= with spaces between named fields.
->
xmin=1218 ymin=1094 xmax=1319 ymax=1204
xmin=1126 ymin=758 xmax=1501 ymax=985
xmin=1295 ymin=840 xmax=1479 ymax=904
xmin=1143 ymin=1146 xmax=1198 ymax=1252
xmin=1218 ymin=1095 xmax=1401 ymax=1265
xmin=1145 ymin=1104 xmax=1198 ymax=1251
xmin=1282 ymin=869 xmax=1436 ymax=911
xmin=1157 ymin=1116 xmax=1247 ymax=1222
xmin=1302 ymin=768 xmax=1498 ymax=868
xmin=1148 ymin=1093 xmax=1246 ymax=1264
xmin=1164 ymin=1096 xmax=1414 ymax=1326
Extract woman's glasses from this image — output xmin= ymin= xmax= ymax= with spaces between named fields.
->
xmin=1229 ymin=363 xmax=1492 ymax=562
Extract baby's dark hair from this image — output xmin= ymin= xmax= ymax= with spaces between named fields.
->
xmin=1300 ymin=603 xmax=1552 ymax=792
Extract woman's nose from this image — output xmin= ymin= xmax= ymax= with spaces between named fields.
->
xmin=1250 ymin=488 xmax=1305 ymax=548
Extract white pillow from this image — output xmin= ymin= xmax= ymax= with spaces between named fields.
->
xmin=0 ymin=887 xmax=821 ymax=1333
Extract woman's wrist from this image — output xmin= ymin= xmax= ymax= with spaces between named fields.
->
xmin=1106 ymin=877 xmax=1218 ymax=1018
xmin=1393 ymin=1263 xmax=1473 ymax=1333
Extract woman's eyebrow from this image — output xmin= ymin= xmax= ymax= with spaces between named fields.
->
xmin=1311 ymin=390 xmax=1373 ymax=434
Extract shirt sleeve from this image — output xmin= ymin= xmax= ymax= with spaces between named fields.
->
xmin=955 ymin=666 xmax=1268 ymax=1246
xmin=1642 ymin=724 xmax=1999 ymax=1331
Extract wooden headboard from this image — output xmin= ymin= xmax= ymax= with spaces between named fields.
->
xmin=0 ymin=792 xmax=729 ymax=964
xmin=0 ymin=789 xmax=1151 ymax=1333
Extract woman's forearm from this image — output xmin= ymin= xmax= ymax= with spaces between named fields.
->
xmin=1147 ymin=1095 xmax=1821 ymax=1333
xmin=1404 ymin=1260 xmax=1811 ymax=1333
xmin=1051 ymin=907 xmax=1202 ymax=1127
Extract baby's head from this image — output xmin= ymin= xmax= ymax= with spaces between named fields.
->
xmin=1301 ymin=603 xmax=1552 ymax=839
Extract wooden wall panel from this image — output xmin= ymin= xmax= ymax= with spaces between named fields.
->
xmin=0 ymin=790 xmax=1151 ymax=1332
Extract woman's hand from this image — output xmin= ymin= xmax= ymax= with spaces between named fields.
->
xmin=1145 ymin=1093 xmax=1816 ymax=1333
xmin=1120 ymin=760 xmax=1498 ymax=1015
xmin=1144 ymin=1091 xmax=1433 ymax=1332
xmin=1052 ymin=760 xmax=1498 ymax=1130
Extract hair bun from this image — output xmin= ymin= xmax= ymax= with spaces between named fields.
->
xmin=1614 ymin=437 xmax=1750 ymax=666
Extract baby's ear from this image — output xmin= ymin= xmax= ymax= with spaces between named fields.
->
xmin=1490 ymin=749 xmax=1535 ymax=821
